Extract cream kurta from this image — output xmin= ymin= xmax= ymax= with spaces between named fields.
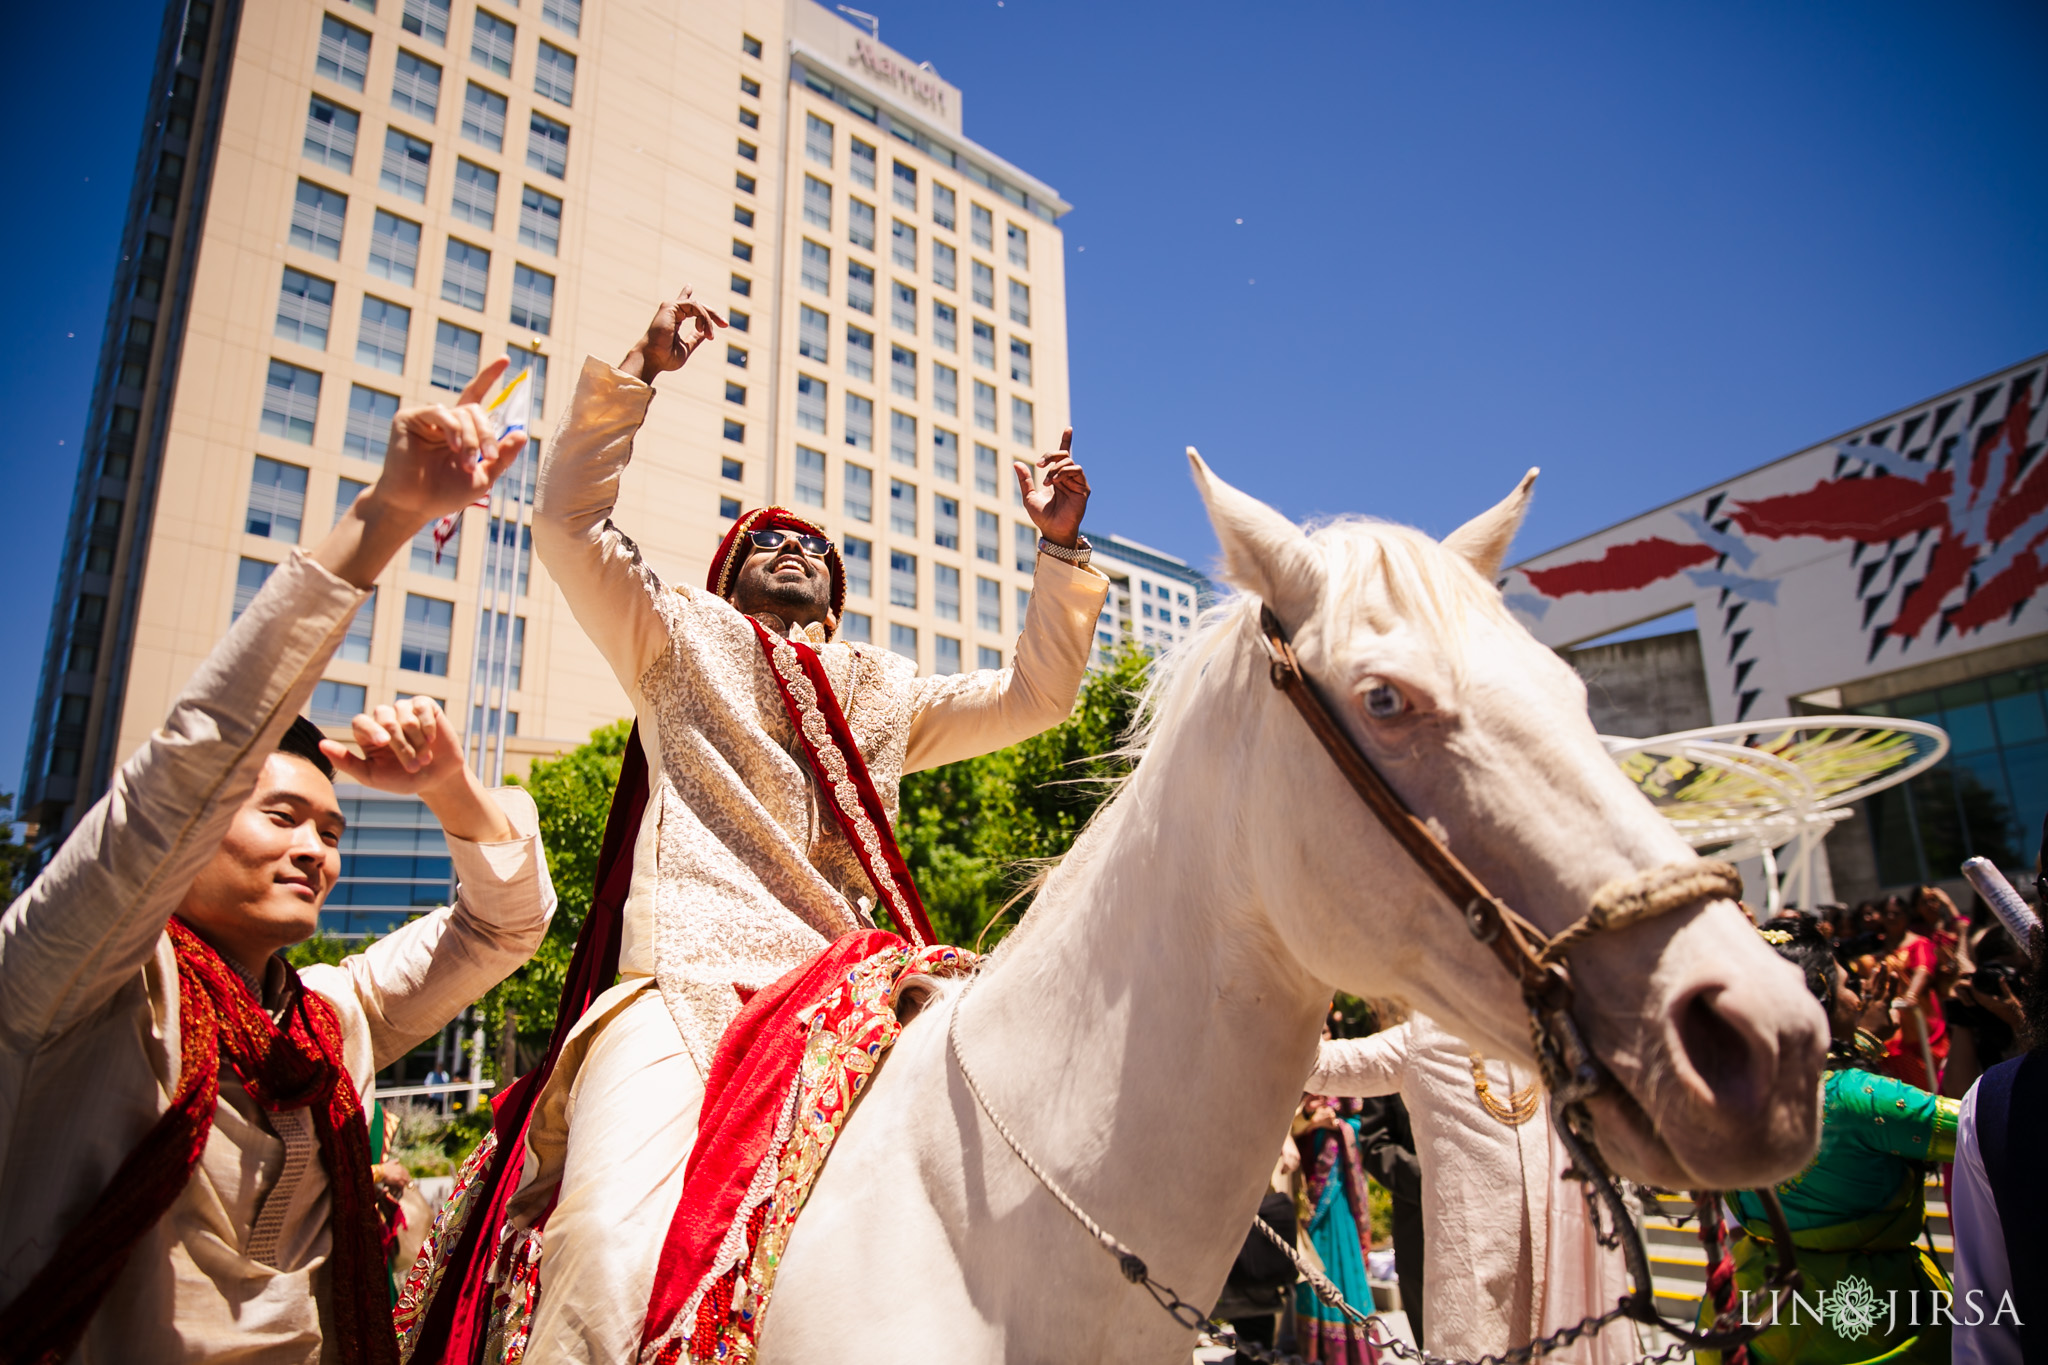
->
xmin=0 ymin=552 xmax=558 ymax=1364
xmin=520 ymin=357 xmax=1109 ymax=1361
xmin=1311 ymin=1016 xmax=1639 ymax=1365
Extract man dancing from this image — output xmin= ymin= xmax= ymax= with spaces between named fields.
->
xmin=0 ymin=361 xmax=555 ymax=1364
xmin=515 ymin=286 xmax=1108 ymax=1361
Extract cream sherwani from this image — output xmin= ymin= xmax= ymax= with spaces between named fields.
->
xmin=521 ymin=357 xmax=1109 ymax=1362
xmin=0 ymin=552 xmax=558 ymax=1363
xmin=1311 ymin=1016 xmax=1639 ymax=1365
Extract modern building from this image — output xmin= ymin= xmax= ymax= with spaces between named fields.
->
xmin=1508 ymin=353 xmax=2048 ymax=903
xmin=1084 ymin=532 xmax=1212 ymax=668
xmin=22 ymin=0 xmax=1073 ymax=933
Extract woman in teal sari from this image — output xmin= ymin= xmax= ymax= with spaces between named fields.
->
xmin=1293 ymin=1096 xmax=1379 ymax=1364
xmin=1700 ymin=914 xmax=1958 ymax=1365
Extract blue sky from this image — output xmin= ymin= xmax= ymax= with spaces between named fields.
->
xmin=3 ymin=0 xmax=2044 ymax=792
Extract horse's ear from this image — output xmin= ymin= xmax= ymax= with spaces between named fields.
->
xmin=1442 ymin=467 xmax=1539 ymax=581
xmin=1188 ymin=448 xmax=1318 ymax=625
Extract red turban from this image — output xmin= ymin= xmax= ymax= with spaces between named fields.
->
xmin=706 ymin=507 xmax=846 ymax=624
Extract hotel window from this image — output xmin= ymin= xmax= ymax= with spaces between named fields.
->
xmin=519 ymin=185 xmax=562 ymax=253
xmin=1010 ymin=337 xmax=1032 ymax=386
xmin=345 ymin=385 xmax=398 ymax=461
xmin=932 ymin=240 xmax=956 ymax=292
xmin=890 ymin=410 xmax=916 ymax=467
xmin=977 ymin=575 xmax=1000 ymax=629
xmin=1007 ymin=221 xmax=1029 ymax=268
xmin=845 ymin=325 xmax=874 ymax=380
xmin=731 ymin=273 xmax=751 ymax=296
xmin=845 ymin=394 xmax=873 ymax=450
xmin=889 ymin=550 xmax=917 ymax=608
xmin=441 ymin=238 xmax=489 ymax=309
xmin=798 ymin=305 xmax=829 ymax=361
xmin=478 ymin=612 xmax=526 ymax=688
xmin=934 ymin=635 xmax=961 ymax=675
xmin=247 ymin=457 xmax=309 ymax=542
xmin=890 ymin=480 xmax=916 ymax=536
xmin=932 ymin=302 xmax=959 ymax=355
xmin=381 ymin=128 xmax=432 ymax=202
xmin=334 ymin=477 xmax=368 ymax=527
xmin=794 ymin=445 xmax=826 ymax=507
xmin=1015 ymin=522 xmax=1036 ymax=572
xmin=431 ymin=319 xmax=480 ymax=390
xmin=487 ymin=518 xmax=530 ymax=593
xmin=721 ymin=456 xmax=742 ymax=479
xmin=536 ymin=41 xmax=576 ymax=106
xmin=317 ymin=15 xmax=370 ymax=91
xmin=355 ymin=295 xmax=410 ymax=373
xmin=978 ymin=645 xmax=1001 ymax=670
xmin=933 ymin=362 xmax=958 ymax=416
xmin=451 ymin=158 xmax=498 ymax=228
xmin=290 ymin=179 xmax=347 ymax=259
xmin=338 ymin=588 xmax=376 ymax=661
xmin=742 ymin=32 xmax=762 ymax=57
xmin=933 ymin=565 xmax=961 ymax=623
xmin=798 ymin=374 xmax=831 ymax=431
xmin=733 ymin=204 xmax=754 ymax=228
xmin=976 ymin=507 xmax=999 ymax=563
xmin=892 ymin=219 xmax=916 ymax=269
xmin=891 ymin=345 xmax=917 ymax=398
xmin=973 ymin=380 xmax=996 ymax=432
xmin=261 ymin=361 xmax=321 ymax=443
xmin=1010 ymin=279 xmax=1031 ymax=326
xmin=232 ymin=559 xmax=274 ymax=621
xmin=400 ymin=594 xmax=454 ymax=675
xmin=806 ymin=113 xmax=833 ymax=165
xmin=542 ymin=0 xmax=580 ymax=35
xmin=727 ymin=344 xmax=748 ymax=367
xmin=970 ymin=202 xmax=993 ymax=249
xmin=891 ymin=281 xmax=916 ymax=333
xmin=462 ymin=81 xmax=508 ymax=150
xmin=971 ymin=259 xmax=994 ymax=309
xmin=933 ymin=182 xmax=956 ymax=231
xmin=725 ymin=381 xmax=744 ymax=405
xmin=849 ymin=198 xmax=875 ymax=251
xmin=529 ymin=112 xmax=569 ymax=177
xmin=736 ymin=171 xmax=755 ymax=194
xmin=723 ymin=419 xmax=744 ymax=442
xmin=974 ymin=442 xmax=999 ymax=495
xmin=720 ymin=496 xmax=742 ymax=518
xmin=408 ymin=521 xmax=458 ymax=579
xmin=934 ymin=500 xmax=960 ymax=554
xmin=403 ymin=0 xmax=450 ymax=45
xmin=842 ymin=612 xmax=871 ymax=643
xmin=304 ymin=96 xmax=359 ymax=170
xmin=892 ymin=160 xmax=917 ymax=209
xmin=737 ymin=138 xmax=757 ymax=161
xmin=844 ymin=536 xmax=872 ymax=596
xmin=933 ymin=427 xmax=959 ymax=481
xmin=275 ymin=268 xmax=334 ymax=349
xmin=889 ymin=623 xmax=917 ymax=661
xmin=309 ymin=681 xmax=368 ymax=726
xmin=803 ymin=175 xmax=832 ymax=229
xmin=391 ymin=49 xmax=442 ymax=119
xmin=367 ymin=209 xmax=420 ymax=284
xmin=850 ymin=137 xmax=877 ymax=188
xmin=844 ymin=464 xmax=873 ymax=522
xmin=511 ymin=265 xmax=554 ymax=333
xmin=847 ymin=261 xmax=875 ymax=314
xmin=471 ymin=10 xmax=515 ymax=76
xmin=1012 ymin=397 xmax=1034 ymax=446
xmin=731 ymin=239 xmax=752 ymax=263
xmin=800 ymin=239 xmax=830 ymax=295
xmin=1017 ymin=585 xmax=1030 ymax=624
xmin=972 ymin=319 xmax=995 ymax=371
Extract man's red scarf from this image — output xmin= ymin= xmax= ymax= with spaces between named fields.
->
xmin=0 ymin=919 xmax=396 ymax=1365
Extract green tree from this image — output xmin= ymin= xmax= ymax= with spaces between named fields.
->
xmin=0 ymin=794 xmax=41 ymax=904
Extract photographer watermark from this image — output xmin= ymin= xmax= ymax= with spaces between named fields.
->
xmin=1742 ymin=1275 xmax=2021 ymax=1338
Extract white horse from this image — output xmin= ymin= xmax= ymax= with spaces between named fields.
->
xmin=760 ymin=455 xmax=1827 ymax=1363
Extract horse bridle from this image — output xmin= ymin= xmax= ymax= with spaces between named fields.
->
xmin=1255 ymin=605 xmax=1800 ymax=1350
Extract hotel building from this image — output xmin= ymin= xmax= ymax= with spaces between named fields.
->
xmin=22 ymin=0 xmax=1073 ymax=932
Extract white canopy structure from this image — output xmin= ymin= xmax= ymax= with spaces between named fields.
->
xmin=1604 ymin=716 xmax=1951 ymax=914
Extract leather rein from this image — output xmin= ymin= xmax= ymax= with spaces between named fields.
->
xmin=1255 ymin=605 xmax=1800 ymax=1349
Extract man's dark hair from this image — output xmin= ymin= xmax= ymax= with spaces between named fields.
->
xmin=278 ymin=715 xmax=336 ymax=780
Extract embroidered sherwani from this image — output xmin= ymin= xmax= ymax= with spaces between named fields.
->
xmin=521 ymin=357 xmax=1108 ymax=1361
xmin=0 ymin=553 xmax=558 ymax=1364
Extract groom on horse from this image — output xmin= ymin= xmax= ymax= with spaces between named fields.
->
xmin=414 ymin=286 xmax=1109 ymax=1364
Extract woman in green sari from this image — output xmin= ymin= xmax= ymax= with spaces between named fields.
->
xmin=1700 ymin=914 xmax=1958 ymax=1365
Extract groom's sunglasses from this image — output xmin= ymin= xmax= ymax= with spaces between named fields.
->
xmin=747 ymin=528 xmax=834 ymax=559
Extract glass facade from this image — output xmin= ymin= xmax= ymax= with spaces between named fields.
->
xmin=322 ymin=793 xmax=454 ymax=935
xmin=1856 ymin=662 xmax=2048 ymax=884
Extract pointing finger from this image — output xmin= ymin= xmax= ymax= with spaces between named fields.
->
xmin=1059 ymin=427 xmax=1073 ymax=454
xmin=457 ymin=356 xmax=512 ymax=409
xmin=1012 ymin=459 xmax=1036 ymax=500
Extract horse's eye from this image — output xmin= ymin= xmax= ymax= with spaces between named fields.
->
xmin=1362 ymin=679 xmax=1406 ymax=719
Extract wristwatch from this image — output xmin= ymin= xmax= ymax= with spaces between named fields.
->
xmin=1038 ymin=534 xmax=1093 ymax=568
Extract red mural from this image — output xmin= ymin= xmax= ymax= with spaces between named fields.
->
xmin=1522 ymin=537 xmax=1718 ymax=599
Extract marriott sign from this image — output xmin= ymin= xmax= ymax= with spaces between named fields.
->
xmin=852 ymin=37 xmax=950 ymax=118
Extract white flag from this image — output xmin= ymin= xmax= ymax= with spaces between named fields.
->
xmin=488 ymin=363 xmax=533 ymax=438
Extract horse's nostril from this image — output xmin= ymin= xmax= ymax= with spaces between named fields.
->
xmin=1677 ymin=988 xmax=1762 ymax=1114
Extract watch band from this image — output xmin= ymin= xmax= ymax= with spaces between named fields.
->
xmin=1038 ymin=534 xmax=1093 ymax=567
